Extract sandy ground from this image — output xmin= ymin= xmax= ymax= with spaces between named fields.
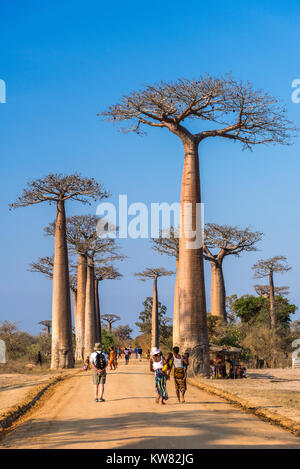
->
xmin=1 ymin=361 xmax=300 ymax=449
xmin=200 ymin=369 xmax=300 ymax=424
xmin=0 ymin=372 xmax=55 ymax=415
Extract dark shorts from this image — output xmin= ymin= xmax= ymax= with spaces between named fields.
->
xmin=92 ymin=369 xmax=107 ymax=385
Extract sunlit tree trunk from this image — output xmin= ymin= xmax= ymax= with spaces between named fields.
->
xmin=173 ymin=257 xmax=180 ymax=347
xmin=178 ymin=139 xmax=209 ymax=376
xmin=75 ymin=253 xmax=87 ymax=361
xmin=152 ymin=276 xmax=159 ymax=348
xmin=94 ymin=278 xmax=102 ymax=343
xmin=71 ymin=289 xmax=77 ymax=319
xmin=210 ymin=261 xmax=227 ymax=321
xmin=84 ymin=257 xmax=96 ymax=357
xmin=51 ymin=200 xmax=74 ymax=369
xmin=269 ymin=271 xmax=276 ymax=329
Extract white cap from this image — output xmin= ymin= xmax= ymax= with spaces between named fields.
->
xmin=151 ymin=347 xmax=161 ymax=356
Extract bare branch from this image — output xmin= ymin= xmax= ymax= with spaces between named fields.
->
xmin=100 ymin=74 xmax=295 ymax=149
xmin=10 ymin=173 xmax=109 ymax=209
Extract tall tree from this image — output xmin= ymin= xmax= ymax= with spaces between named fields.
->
xmin=203 ymin=224 xmax=262 ymax=321
xmin=94 ymin=265 xmax=122 ymax=344
xmin=45 ymin=215 xmax=122 ymax=359
xmin=134 ymin=267 xmax=174 ymax=348
xmin=151 ymin=228 xmax=180 ymax=346
xmin=29 ymin=255 xmax=78 ymax=340
xmin=252 ymin=256 xmax=291 ymax=329
xmin=101 ymin=75 xmax=293 ymax=374
xmin=10 ymin=173 xmax=109 ymax=368
xmin=101 ymin=314 xmax=120 ymax=332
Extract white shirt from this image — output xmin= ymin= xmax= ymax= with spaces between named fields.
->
xmin=173 ymin=354 xmax=184 ymax=368
xmin=152 ymin=359 xmax=163 ymax=370
xmin=90 ymin=351 xmax=108 ymax=366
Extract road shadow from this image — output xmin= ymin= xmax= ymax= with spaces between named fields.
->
xmin=2 ymin=407 xmax=300 ymax=449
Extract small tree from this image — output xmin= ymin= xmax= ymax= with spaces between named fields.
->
xmin=101 ymin=314 xmax=120 ymax=332
xmin=113 ymin=325 xmax=133 ymax=346
xmin=39 ymin=320 xmax=52 ymax=336
xmin=252 ymin=256 xmax=291 ymax=329
xmin=136 ymin=297 xmax=172 ymax=346
xmin=204 ymin=224 xmax=262 ymax=321
xmin=10 ymin=173 xmax=109 ymax=368
xmin=134 ymin=268 xmax=174 ymax=348
xmin=254 ymin=284 xmax=289 ymax=298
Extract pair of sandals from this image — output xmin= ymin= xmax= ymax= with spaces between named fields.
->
xmin=94 ymin=397 xmax=105 ymax=402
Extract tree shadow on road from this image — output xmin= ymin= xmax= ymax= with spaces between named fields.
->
xmin=2 ymin=407 xmax=299 ymax=449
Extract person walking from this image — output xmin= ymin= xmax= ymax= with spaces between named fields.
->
xmin=150 ymin=347 xmax=168 ymax=405
xmin=108 ymin=347 xmax=116 ymax=370
xmin=90 ymin=343 xmax=108 ymax=402
xmin=134 ymin=346 xmax=139 ymax=359
xmin=171 ymin=346 xmax=188 ymax=404
xmin=36 ymin=351 xmax=42 ymax=366
xmin=138 ymin=347 xmax=143 ymax=361
xmin=124 ymin=347 xmax=130 ymax=365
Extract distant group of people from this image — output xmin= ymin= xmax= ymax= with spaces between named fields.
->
xmin=210 ymin=355 xmax=246 ymax=380
xmin=150 ymin=346 xmax=189 ymax=405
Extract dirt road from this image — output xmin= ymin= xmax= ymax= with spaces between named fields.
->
xmin=1 ymin=360 xmax=300 ymax=449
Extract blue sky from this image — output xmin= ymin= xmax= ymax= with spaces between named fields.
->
xmin=0 ymin=0 xmax=300 ymax=335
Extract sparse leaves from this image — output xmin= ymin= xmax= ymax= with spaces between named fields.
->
xmin=253 ymin=256 xmax=291 ymax=278
xmin=134 ymin=267 xmax=175 ymax=281
xmin=10 ymin=173 xmax=109 ymax=209
xmin=100 ymin=74 xmax=295 ymax=149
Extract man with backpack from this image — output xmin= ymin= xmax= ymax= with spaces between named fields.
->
xmin=90 ymin=343 xmax=108 ymax=402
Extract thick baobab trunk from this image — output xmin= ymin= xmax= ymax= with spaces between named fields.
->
xmin=75 ymin=253 xmax=87 ymax=361
xmin=84 ymin=257 xmax=96 ymax=357
xmin=269 ymin=272 xmax=276 ymax=329
xmin=152 ymin=276 xmax=159 ymax=348
xmin=94 ymin=278 xmax=102 ymax=343
xmin=51 ymin=200 xmax=74 ymax=369
xmin=178 ymin=139 xmax=209 ymax=376
xmin=173 ymin=258 xmax=180 ymax=347
xmin=210 ymin=262 xmax=227 ymax=321
xmin=107 ymin=321 xmax=112 ymax=333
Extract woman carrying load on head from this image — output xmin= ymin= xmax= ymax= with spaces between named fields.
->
xmin=150 ymin=347 xmax=168 ymax=405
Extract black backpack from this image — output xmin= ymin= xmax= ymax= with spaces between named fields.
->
xmin=95 ymin=351 xmax=106 ymax=370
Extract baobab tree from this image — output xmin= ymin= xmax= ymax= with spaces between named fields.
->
xmin=101 ymin=314 xmax=120 ymax=332
xmin=101 ymin=74 xmax=293 ymax=375
xmin=151 ymin=228 xmax=180 ymax=345
xmin=203 ymin=224 xmax=262 ymax=321
xmin=39 ymin=320 xmax=52 ymax=335
xmin=134 ymin=268 xmax=175 ymax=348
xmin=29 ymin=256 xmax=54 ymax=279
xmin=45 ymin=214 xmax=122 ymax=359
xmin=10 ymin=173 xmax=109 ymax=369
xmin=94 ymin=265 xmax=122 ymax=343
xmin=252 ymin=256 xmax=291 ymax=329
xmin=30 ymin=255 xmax=78 ymax=340
xmin=254 ymin=284 xmax=290 ymax=298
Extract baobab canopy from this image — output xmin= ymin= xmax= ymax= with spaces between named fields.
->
xmin=100 ymin=74 xmax=294 ymax=148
